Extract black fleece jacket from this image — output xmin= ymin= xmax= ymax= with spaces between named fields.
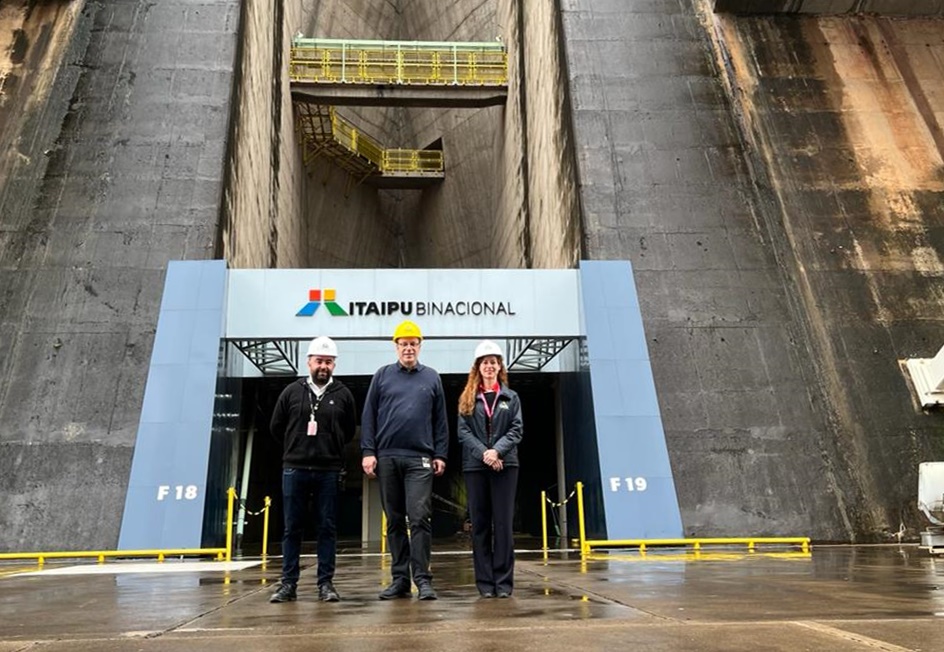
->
xmin=270 ymin=378 xmax=357 ymax=471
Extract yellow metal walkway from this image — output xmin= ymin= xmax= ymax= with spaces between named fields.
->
xmin=290 ymin=37 xmax=508 ymax=107
xmin=295 ymin=103 xmax=444 ymax=189
xmin=290 ymin=37 xmax=508 ymax=187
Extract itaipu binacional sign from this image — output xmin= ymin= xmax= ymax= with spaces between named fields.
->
xmin=225 ymin=268 xmax=581 ymax=339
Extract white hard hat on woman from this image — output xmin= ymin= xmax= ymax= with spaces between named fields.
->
xmin=474 ymin=340 xmax=502 ymax=361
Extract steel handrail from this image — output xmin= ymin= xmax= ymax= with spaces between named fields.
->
xmin=290 ymin=39 xmax=507 ymax=86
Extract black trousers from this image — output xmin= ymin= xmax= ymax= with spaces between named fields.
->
xmin=377 ymin=456 xmax=434 ymax=585
xmin=280 ymin=468 xmax=338 ymax=586
xmin=465 ymin=467 xmax=519 ymax=595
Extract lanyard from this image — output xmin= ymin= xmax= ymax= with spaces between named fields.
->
xmin=308 ymin=385 xmax=326 ymax=420
xmin=478 ymin=389 xmax=501 ymax=420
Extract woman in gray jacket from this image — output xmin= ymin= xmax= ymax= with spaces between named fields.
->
xmin=457 ymin=340 xmax=523 ymax=598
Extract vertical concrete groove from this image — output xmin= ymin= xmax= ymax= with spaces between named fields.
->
xmin=268 ymin=0 xmax=284 ymax=267
xmin=551 ymin=0 xmax=585 ymax=261
xmin=216 ymin=0 xmax=249 ymax=259
xmin=514 ymin=0 xmax=533 ymax=268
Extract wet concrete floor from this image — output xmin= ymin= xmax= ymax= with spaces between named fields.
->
xmin=1 ymin=544 xmax=943 ymax=651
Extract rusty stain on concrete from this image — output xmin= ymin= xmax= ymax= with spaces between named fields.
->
xmin=0 ymin=1 xmax=79 ymax=185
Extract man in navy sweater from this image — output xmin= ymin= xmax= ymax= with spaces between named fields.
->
xmin=270 ymin=336 xmax=357 ymax=604
xmin=361 ymin=320 xmax=448 ymax=600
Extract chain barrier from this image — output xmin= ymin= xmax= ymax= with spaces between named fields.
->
xmin=432 ymin=492 xmax=467 ymax=516
xmin=232 ymin=494 xmax=272 ymax=559
xmin=541 ymin=482 xmax=587 ymax=559
xmin=544 ymin=488 xmax=576 ymax=509
xmin=237 ymin=499 xmax=267 ymax=518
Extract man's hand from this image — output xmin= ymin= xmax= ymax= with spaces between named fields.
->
xmin=432 ymin=459 xmax=446 ymax=476
xmin=362 ymin=455 xmax=377 ymax=478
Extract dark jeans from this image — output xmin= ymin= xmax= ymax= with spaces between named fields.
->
xmin=377 ymin=456 xmax=433 ymax=585
xmin=280 ymin=468 xmax=339 ymax=587
xmin=465 ymin=467 xmax=518 ymax=595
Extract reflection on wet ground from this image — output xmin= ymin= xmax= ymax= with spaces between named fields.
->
xmin=1 ymin=545 xmax=943 ymax=651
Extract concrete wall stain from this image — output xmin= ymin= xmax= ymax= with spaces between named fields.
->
xmin=706 ymin=7 xmax=944 ymax=538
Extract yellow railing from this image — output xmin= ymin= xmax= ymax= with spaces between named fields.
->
xmin=330 ymin=110 xmax=385 ymax=168
xmin=584 ymin=537 xmax=812 ymax=555
xmin=0 ymin=548 xmax=226 ymax=565
xmin=0 ymin=486 xmax=273 ymax=567
xmin=383 ymin=149 xmax=444 ymax=173
xmin=291 ymin=37 xmax=508 ymax=86
xmin=540 ymin=481 xmax=811 ymax=559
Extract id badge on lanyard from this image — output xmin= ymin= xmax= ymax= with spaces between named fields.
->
xmin=308 ymin=387 xmax=322 ymax=436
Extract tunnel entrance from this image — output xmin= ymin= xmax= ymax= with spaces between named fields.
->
xmin=119 ymin=263 xmax=682 ymax=552
xmin=235 ymin=371 xmax=559 ymax=551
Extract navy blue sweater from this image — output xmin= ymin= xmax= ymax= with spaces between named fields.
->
xmin=361 ymin=362 xmax=448 ymax=461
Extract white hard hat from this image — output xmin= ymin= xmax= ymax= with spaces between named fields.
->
xmin=306 ymin=336 xmax=338 ymax=358
xmin=474 ymin=340 xmax=503 ymax=360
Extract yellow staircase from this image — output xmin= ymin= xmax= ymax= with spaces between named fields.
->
xmin=294 ymin=103 xmax=444 ymax=188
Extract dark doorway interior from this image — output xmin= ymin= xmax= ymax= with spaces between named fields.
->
xmin=236 ymin=371 xmax=558 ymax=550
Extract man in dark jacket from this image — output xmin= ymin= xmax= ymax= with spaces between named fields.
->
xmin=270 ymin=336 xmax=356 ymax=604
xmin=361 ymin=320 xmax=448 ymax=601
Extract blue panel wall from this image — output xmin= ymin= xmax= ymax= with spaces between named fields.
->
xmin=580 ymin=260 xmax=683 ymax=539
xmin=118 ymin=260 xmax=227 ymax=549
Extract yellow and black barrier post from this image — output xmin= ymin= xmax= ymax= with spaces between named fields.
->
xmin=262 ymin=496 xmax=271 ymax=560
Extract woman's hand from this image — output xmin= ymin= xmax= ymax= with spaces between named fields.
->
xmin=483 ymin=449 xmax=502 ymax=471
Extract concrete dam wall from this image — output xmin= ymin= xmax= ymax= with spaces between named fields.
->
xmin=0 ymin=0 xmax=942 ymax=550
xmin=563 ymin=0 xmax=944 ymax=540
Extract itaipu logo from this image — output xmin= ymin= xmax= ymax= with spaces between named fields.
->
xmin=296 ymin=289 xmax=349 ymax=317
xmin=296 ymin=287 xmax=515 ymax=318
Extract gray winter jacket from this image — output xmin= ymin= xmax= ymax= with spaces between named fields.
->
xmin=457 ymin=385 xmax=523 ymax=472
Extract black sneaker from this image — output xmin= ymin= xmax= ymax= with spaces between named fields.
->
xmin=416 ymin=581 xmax=438 ymax=601
xmin=319 ymin=582 xmax=340 ymax=602
xmin=270 ymin=583 xmax=297 ymax=603
xmin=378 ymin=580 xmax=412 ymax=600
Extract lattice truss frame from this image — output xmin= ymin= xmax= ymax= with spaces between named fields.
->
xmin=230 ymin=340 xmax=299 ymax=376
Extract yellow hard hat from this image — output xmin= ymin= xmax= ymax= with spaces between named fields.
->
xmin=392 ymin=320 xmax=423 ymax=341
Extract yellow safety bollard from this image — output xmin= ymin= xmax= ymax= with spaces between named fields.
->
xmin=381 ymin=511 xmax=387 ymax=555
xmin=262 ymin=496 xmax=271 ymax=560
xmin=541 ymin=490 xmax=548 ymax=561
xmin=225 ymin=487 xmax=236 ymax=562
xmin=576 ymin=481 xmax=587 ymax=558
